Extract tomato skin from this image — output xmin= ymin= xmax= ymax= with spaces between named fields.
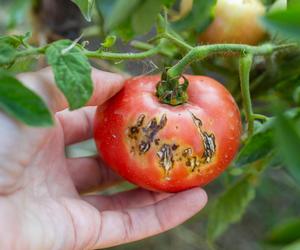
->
xmin=94 ymin=75 xmax=242 ymax=192
xmin=199 ymin=0 xmax=266 ymax=45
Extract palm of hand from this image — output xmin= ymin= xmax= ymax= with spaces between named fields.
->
xmin=0 ymin=68 xmax=207 ymax=250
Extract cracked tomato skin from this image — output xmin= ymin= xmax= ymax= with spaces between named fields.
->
xmin=94 ymin=75 xmax=242 ymax=192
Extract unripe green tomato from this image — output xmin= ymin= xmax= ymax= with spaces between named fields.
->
xmin=199 ymin=0 xmax=266 ymax=45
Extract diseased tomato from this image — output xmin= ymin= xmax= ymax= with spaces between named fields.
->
xmin=94 ymin=75 xmax=242 ymax=192
xmin=199 ymin=0 xmax=266 ymax=45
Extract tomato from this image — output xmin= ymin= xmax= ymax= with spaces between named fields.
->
xmin=199 ymin=0 xmax=266 ymax=45
xmin=94 ymin=75 xmax=242 ymax=192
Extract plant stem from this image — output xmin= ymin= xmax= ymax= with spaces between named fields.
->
xmin=84 ymin=46 xmax=162 ymax=60
xmin=252 ymin=113 xmax=269 ymax=122
xmin=130 ymin=40 xmax=172 ymax=57
xmin=239 ymin=54 xmax=254 ymax=137
xmin=161 ymin=33 xmax=193 ymax=51
xmin=167 ymin=43 xmax=296 ymax=78
xmin=15 ymin=47 xmax=46 ymax=59
xmin=14 ymin=44 xmax=162 ymax=61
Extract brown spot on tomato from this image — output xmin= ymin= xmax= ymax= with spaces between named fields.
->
xmin=128 ymin=114 xmax=145 ymax=140
xmin=154 ymin=138 xmax=160 ymax=145
xmin=182 ymin=148 xmax=192 ymax=158
xmin=127 ymin=114 xmax=168 ymax=154
xmin=190 ymin=112 xmax=216 ymax=163
xmin=139 ymin=140 xmax=150 ymax=154
xmin=157 ymin=144 xmax=174 ymax=180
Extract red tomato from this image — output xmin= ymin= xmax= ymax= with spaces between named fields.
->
xmin=94 ymin=75 xmax=242 ymax=192
xmin=199 ymin=0 xmax=266 ymax=45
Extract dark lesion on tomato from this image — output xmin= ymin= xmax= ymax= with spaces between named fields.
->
xmin=127 ymin=113 xmax=167 ymax=154
xmin=191 ymin=113 xmax=216 ymax=163
xmin=128 ymin=114 xmax=145 ymax=140
xmin=157 ymin=144 xmax=174 ymax=180
xmin=127 ymin=112 xmax=216 ymax=178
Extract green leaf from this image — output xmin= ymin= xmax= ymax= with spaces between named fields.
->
xmin=0 ymin=33 xmax=31 ymax=48
xmin=235 ymin=119 xmax=274 ymax=167
xmin=0 ymin=43 xmax=16 ymax=66
xmin=45 ymin=40 xmax=93 ymax=110
xmin=0 ymin=35 xmax=22 ymax=48
xmin=0 ymin=71 xmax=53 ymax=127
xmin=265 ymin=217 xmax=300 ymax=245
xmin=261 ymin=5 xmax=300 ymax=41
xmin=101 ymin=35 xmax=117 ymax=48
xmin=72 ymin=0 xmax=95 ymax=22
xmin=7 ymin=56 xmax=37 ymax=74
xmin=235 ymin=108 xmax=300 ymax=168
xmin=172 ymin=0 xmax=216 ymax=32
xmin=275 ymin=111 xmax=300 ymax=184
xmin=283 ymin=240 xmax=300 ymax=250
xmin=105 ymin=0 xmax=142 ymax=30
xmin=132 ymin=0 xmax=163 ymax=34
xmin=207 ymin=175 xmax=256 ymax=240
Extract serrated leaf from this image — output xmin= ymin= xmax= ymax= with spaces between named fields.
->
xmin=0 ymin=43 xmax=16 ymax=66
xmin=72 ymin=0 xmax=95 ymax=22
xmin=0 ymin=33 xmax=30 ymax=48
xmin=207 ymin=175 xmax=256 ymax=240
xmin=172 ymin=0 xmax=216 ymax=32
xmin=7 ymin=56 xmax=37 ymax=74
xmin=132 ymin=0 xmax=162 ymax=34
xmin=0 ymin=71 xmax=53 ymax=126
xmin=275 ymin=112 xmax=300 ymax=184
xmin=235 ymin=119 xmax=274 ymax=167
xmin=265 ymin=217 xmax=300 ymax=245
xmin=105 ymin=0 xmax=142 ymax=31
xmin=261 ymin=5 xmax=300 ymax=41
xmin=45 ymin=40 xmax=93 ymax=110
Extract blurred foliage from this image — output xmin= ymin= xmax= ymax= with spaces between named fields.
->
xmin=1 ymin=0 xmax=300 ymax=249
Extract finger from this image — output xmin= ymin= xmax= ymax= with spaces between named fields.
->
xmin=92 ymin=188 xmax=207 ymax=249
xmin=18 ymin=67 xmax=125 ymax=112
xmin=67 ymin=157 xmax=122 ymax=193
xmin=56 ymin=106 xmax=96 ymax=145
xmin=82 ymin=188 xmax=175 ymax=211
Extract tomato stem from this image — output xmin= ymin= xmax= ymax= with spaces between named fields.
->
xmin=156 ymin=70 xmax=189 ymax=106
xmin=239 ymin=54 xmax=254 ymax=137
xmin=166 ymin=43 xmax=297 ymax=79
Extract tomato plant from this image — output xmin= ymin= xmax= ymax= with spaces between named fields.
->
xmin=94 ymin=75 xmax=241 ymax=192
xmin=1 ymin=0 xmax=300 ymax=249
xmin=199 ymin=0 xmax=266 ymax=45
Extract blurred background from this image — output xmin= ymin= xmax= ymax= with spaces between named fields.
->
xmin=1 ymin=0 xmax=300 ymax=249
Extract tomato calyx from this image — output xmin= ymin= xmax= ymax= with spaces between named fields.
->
xmin=156 ymin=70 xmax=189 ymax=106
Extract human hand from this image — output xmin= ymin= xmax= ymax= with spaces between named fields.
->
xmin=0 ymin=68 xmax=207 ymax=250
